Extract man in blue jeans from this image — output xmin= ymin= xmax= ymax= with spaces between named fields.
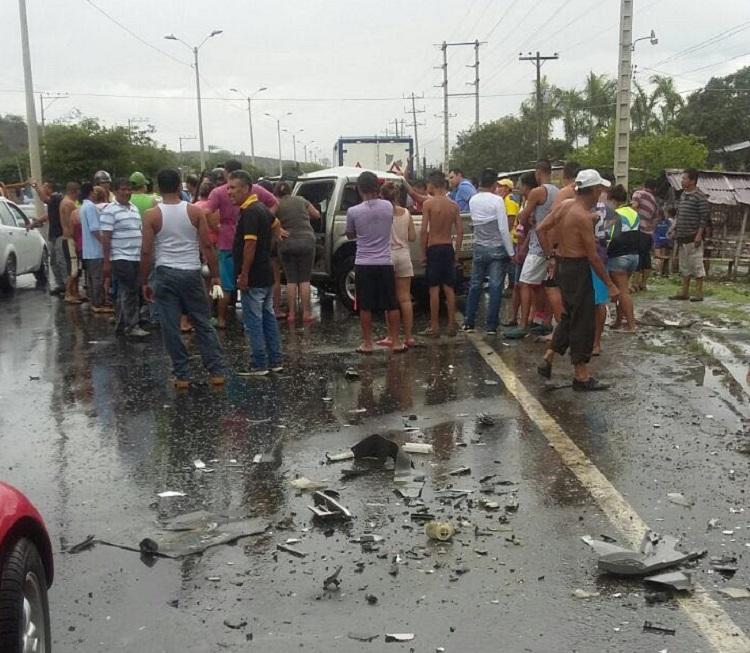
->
xmin=462 ymin=168 xmax=515 ymax=335
xmin=227 ymin=170 xmax=283 ymax=376
xmin=140 ymin=168 xmax=227 ymax=389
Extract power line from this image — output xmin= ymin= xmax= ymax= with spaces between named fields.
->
xmin=81 ymin=0 xmax=190 ymax=68
xmin=481 ymin=0 xmax=521 ymax=42
xmin=650 ymin=20 xmax=750 ymax=69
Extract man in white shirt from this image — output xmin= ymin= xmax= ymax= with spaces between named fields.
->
xmin=462 ymin=168 xmax=514 ymax=335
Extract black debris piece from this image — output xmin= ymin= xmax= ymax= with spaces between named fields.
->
xmin=223 ymin=616 xmax=248 ymax=630
xmin=348 ymin=632 xmax=379 ymax=642
xmin=352 ymin=433 xmax=400 ymax=462
xmin=66 ymin=535 xmax=97 ymax=554
xmin=642 ymin=621 xmax=676 ymax=636
xmin=323 ymin=565 xmax=343 ymax=590
xmin=365 ymin=593 xmax=378 ymax=605
xmin=277 ymin=543 xmax=308 ymax=558
xmin=447 ymin=466 xmax=471 ymax=476
xmin=139 ymin=538 xmax=159 ymax=555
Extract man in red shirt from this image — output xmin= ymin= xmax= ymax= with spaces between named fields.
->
xmin=203 ymin=160 xmax=278 ymax=328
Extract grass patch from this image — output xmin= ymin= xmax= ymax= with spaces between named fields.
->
xmin=641 ymin=277 xmax=750 ymax=324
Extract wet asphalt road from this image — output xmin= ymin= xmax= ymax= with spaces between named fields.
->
xmin=1 ymin=277 xmax=749 ymax=653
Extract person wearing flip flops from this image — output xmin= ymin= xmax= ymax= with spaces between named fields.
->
xmin=535 ymin=170 xmax=620 ymax=392
xmin=345 ymin=172 xmax=406 ymax=355
xmin=669 ymin=168 xmax=709 ymax=303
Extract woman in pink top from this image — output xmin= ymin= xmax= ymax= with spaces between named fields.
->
xmin=378 ymin=183 xmax=416 ymax=347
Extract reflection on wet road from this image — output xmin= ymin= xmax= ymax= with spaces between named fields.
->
xmin=1 ymin=280 xmax=748 ymax=652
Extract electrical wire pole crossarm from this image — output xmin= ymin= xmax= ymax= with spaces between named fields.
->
xmin=404 ymin=92 xmax=425 ymax=179
xmin=519 ymin=51 xmax=559 ymax=161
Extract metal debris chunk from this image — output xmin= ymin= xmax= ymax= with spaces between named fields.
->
xmin=276 ymin=543 xmax=308 ymax=558
xmin=385 ymin=633 xmax=415 ymax=642
xmin=667 ymin=492 xmax=693 ymax=507
xmin=644 ymin=571 xmax=693 ymax=592
xmin=323 ymin=565 xmax=343 ymax=590
xmin=642 ymin=621 xmax=676 ymax=636
xmin=308 ymin=490 xmax=353 ymax=520
xmin=718 ymin=587 xmax=750 ymax=599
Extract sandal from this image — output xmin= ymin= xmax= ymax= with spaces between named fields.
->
xmin=405 ymin=338 xmax=417 ymax=348
xmin=376 ymin=338 xmax=393 ymax=347
xmin=356 ymin=347 xmax=373 ymax=355
xmin=392 ymin=345 xmax=408 ymax=354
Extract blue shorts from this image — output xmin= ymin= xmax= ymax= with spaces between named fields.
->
xmin=607 ymin=254 xmax=638 ymax=274
xmin=591 ymin=267 xmax=609 ymax=305
xmin=219 ymin=250 xmax=236 ymax=292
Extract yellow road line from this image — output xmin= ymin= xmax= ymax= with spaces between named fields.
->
xmin=467 ymin=333 xmax=750 ymax=653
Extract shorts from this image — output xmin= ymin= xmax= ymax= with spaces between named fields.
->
xmin=607 ymin=254 xmax=639 ymax=274
xmin=219 ymin=249 xmax=235 ymax=292
xmin=279 ymin=239 xmax=315 ymax=284
xmin=678 ymin=241 xmax=705 ymax=279
xmin=355 ymin=264 xmax=398 ymax=312
xmin=426 ymin=244 xmax=455 ymax=288
xmin=519 ymin=253 xmax=547 ymax=285
xmin=392 ymin=247 xmax=413 ymax=278
xmin=591 ymin=267 xmax=609 ymax=305
xmin=62 ymin=237 xmax=79 ymax=279
xmin=638 ymin=231 xmax=653 ymax=270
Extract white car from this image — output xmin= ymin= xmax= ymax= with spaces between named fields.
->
xmin=0 ymin=197 xmax=49 ymax=291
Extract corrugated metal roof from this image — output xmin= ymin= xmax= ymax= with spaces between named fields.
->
xmin=664 ymin=169 xmax=750 ymax=206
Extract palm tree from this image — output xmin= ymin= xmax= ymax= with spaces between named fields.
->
xmin=630 ymin=80 xmax=657 ymax=137
xmin=582 ymin=72 xmax=617 ymax=142
xmin=650 ymin=74 xmax=684 ymax=133
xmin=557 ymin=88 xmax=586 ymax=148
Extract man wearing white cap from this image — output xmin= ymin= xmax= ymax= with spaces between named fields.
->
xmin=536 ymin=169 xmax=619 ymax=391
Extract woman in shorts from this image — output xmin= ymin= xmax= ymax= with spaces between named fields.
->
xmin=377 ymin=183 xmax=416 ymax=347
xmin=607 ymin=185 xmax=640 ymax=332
xmin=274 ymin=182 xmax=320 ymax=324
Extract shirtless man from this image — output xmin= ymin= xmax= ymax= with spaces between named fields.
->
xmin=536 ymin=169 xmax=619 ymax=391
xmin=59 ymin=182 xmax=81 ymax=303
xmin=421 ymin=170 xmax=463 ymax=336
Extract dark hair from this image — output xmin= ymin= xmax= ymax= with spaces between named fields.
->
xmin=519 ymin=171 xmax=538 ymax=189
xmin=535 ymin=159 xmax=552 ymax=174
xmin=379 ymin=182 xmax=398 ymax=205
xmin=428 ymin=170 xmax=446 ymax=188
xmin=563 ymin=160 xmax=581 ymax=181
xmin=274 ymin=181 xmax=292 ymax=198
xmin=256 ymin=179 xmax=274 ymax=193
xmin=186 ymin=174 xmax=199 ymax=188
xmin=113 ymin=177 xmax=131 ymax=191
xmin=357 ymin=171 xmax=379 ymax=194
xmin=79 ymin=182 xmax=94 ymax=201
xmin=414 ymin=180 xmax=427 ymax=191
xmin=479 ymin=168 xmax=497 ymax=188
xmin=224 ymin=159 xmax=243 ymax=173
xmin=209 ymin=168 xmax=226 ymax=184
xmin=684 ymin=168 xmax=699 ymax=182
xmin=644 ymin=178 xmax=657 ymax=191
xmin=65 ymin=181 xmax=80 ymax=194
xmin=156 ymin=168 xmax=182 ymax=194
xmin=449 ymin=168 xmax=464 ymax=177
xmin=610 ymin=184 xmax=628 ymax=204
xmin=198 ymin=180 xmax=214 ymax=200
xmin=601 ymin=171 xmax=616 ymax=185
xmin=228 ymin=169 xmax=253 ymax=187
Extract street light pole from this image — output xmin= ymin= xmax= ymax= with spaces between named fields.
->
xmin=178 ymin=136 xmax=196 ymax=178
xmin=283 ymin=128 xmax=304 ymax=165
xmin=266 ymin=112 xmax=291 ymax=176
xmin=164 ymin=29 xmax=222 ymax=172
xmin=231 ymin=87 xmax=267 ymax=169
xmin=18 ymin=0 xmax=43 ymax=216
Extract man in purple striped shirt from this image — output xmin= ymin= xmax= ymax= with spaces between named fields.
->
xmin=632 ymin=179 xmax=659 ymax=291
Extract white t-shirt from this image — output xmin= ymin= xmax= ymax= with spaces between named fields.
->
xmin=469 ymin=191 xmax=514 ymax=256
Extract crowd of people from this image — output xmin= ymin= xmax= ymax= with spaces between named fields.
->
xmin=11 ymin=155 xmax=708 ymax=390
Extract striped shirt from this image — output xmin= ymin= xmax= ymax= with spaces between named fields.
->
xmin=675 ymin=190 xmax=709 ymax=243
xmin=632 ymin=188 xmax=658 ymax=234
xmin=99 ymin=200 xmax=142 ymax=261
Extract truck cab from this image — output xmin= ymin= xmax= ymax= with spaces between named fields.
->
xmin=292 ymin=167 xmax=474 ymax=310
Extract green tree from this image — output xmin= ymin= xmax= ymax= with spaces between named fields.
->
xmin=677 ymin=65 xmax=750 ymax=169
xmin=630 ymin=80 xmax=657 ymax=137
xmin=556 ymin=88 xmax=586 ymax=148
xmin=580 ymin=72 xmax=617 ymax=143
xmin=519 ymin=75 xmax=561 ymax=156
xmin=650 ymin=74 xmax=684 ymax=133
xmin=451 ymin=115 xmax=537 ymax=175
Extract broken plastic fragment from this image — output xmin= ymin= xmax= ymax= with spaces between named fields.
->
xmin=667 ymin=492 xmax=693 ymax=507
xmin=308 ymin=490 xmax=352 ymax=520
xmin=425 ymin=521 xmax=455 ymax=541
xmin=643 ymin=621 xmax=676 ymax=636
xmin=323 ymin=565 xmax=343 ymax=590
xmin=276 ymin=543 xmax=307 ymax=558
xmin=193 ymin=459 xmax=206 ymax=469
xmin=385 ymin=633 xmax=415 ymax=642
xmin=326 ymin=450 xmax=355 ymax=463
xmin=289 ymin=477 xmax=328 ymax=491
xmin=644 ymin=571 xmax=693 ymax=592
xmin=402 ymin=442 xmax=433 ymax=454
xmin=157 ymin=490 xmax=186 ymax=498
xmin=718 ymin=587 xmax=750 ymax=599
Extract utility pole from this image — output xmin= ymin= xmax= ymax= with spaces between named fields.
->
xmin=466 ymin=40 xmax=483 ymax=129
xmin=18 ymin=0 xmax=43 ymax=216
xmin=519 ymin=51 xmax=559 ymax=161
xmin=435 ymin=40 xmax=484 ymax=171
xmin=614 ymin=0 xmax=634 ymax=187
xmin=38 ymin=91 xmax=67 ymax=141
xmin=404 ymin=92 xmax=425 ymax=178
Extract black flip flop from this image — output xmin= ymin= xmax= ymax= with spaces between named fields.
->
xmin=537 ymin=361 xmax=552 ymax=379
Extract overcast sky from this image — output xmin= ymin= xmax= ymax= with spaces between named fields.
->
xmin=3 ymin=0 xmax=750 ymax=166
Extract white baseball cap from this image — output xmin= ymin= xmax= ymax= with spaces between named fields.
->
xmin=575 ymin=169 xmax=611 ymax=189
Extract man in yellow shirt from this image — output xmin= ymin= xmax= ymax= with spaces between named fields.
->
xmin=497 ymin=178 xmax=520 ymax=293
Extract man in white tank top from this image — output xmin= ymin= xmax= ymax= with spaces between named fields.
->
xmin=140 ymin=168 xmax=226 ymax=389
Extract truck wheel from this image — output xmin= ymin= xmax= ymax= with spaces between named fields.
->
xmin=34 ymin=248 xmax=49 ymax=287
xmin=0 ymin=537 xmax=51 ymax=653
xmin=335 ymin=255 xmax=356 ymax=312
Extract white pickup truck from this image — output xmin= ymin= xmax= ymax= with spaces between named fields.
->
xmin=292 ymin=166 xmax=474 ymax=310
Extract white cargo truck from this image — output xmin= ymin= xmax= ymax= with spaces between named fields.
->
xmin=333 ymin=137 xmax=413 ymax=176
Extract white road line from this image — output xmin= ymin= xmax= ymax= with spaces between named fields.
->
xmin=466 ymin=333 xmax=750 ymax=653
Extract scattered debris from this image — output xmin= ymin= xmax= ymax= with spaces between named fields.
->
xmin=348 ymin=632 xmax=378 ymax=642
xmin=385 ymin=633 xmax=415 ymax=643
xmin=644 ymin=571 xmax=693 ymax=592
xmin=709 ymin=555 xmax=738 ymax=576
xmin=276 ymin=543 xmax=308 ymax=558
xmin=425 ymin=521 xmax=455 ymax=542
xmin=223 ymin=616 xmax=247 ymax=630
xmin=483 ymin=379 xmax=499 ymax=386
xmin=365 ymin=593 xmax=378 ymax=605
xmin=639 ymin=308 xmax=696 ymax=329
xmin=193 ymin=459 xmax=206 ymax=470
xmin=402 ymin=442 xmax=433 ymax=454
xmin=476 ymin=413 xmax=495 ymax=426
xmin=582 ymin=530 xmax=705 ymax=576
xmin=309 ymin=490 xmax=353 ymax=520
xmin=642 ymin=621 xmax=676 ymax=636
xmin=447 ymin=466 xmax=471 ymax=476
xmin=344 ymin=368 xmax=360 ymax=380
xmin=289 ymin=477 xmax=328 ymax=491
xmin=326 ymin=450 xmax=355 ymax=463
xmin=707 ymin=518 xmax=721 ymax=530
xmin=352 ymin=433 xmax=400 ymax=461
xmin=667 ymin=492 xmax=693 ymax=507
xmin=718 ymin=587 xmax=750 ymax=599
xmin=157 ymin=490 xmax=185 ymax=498
xmin=572 ymin=589 xmax=600 ymax=599
xmin=138 ymin=538 xmax=159 ymax=556
xmin=66 ymin=535 xmax=97 ymax=554
xmin=323 ymin=565 xmax=343 ymax=590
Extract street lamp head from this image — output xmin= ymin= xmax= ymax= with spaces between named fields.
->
xmin=209 ymin=30 xmax=223 ymax=37
xmin=230 ymin=88 xmax=239 ymax=93
xmin=258 ymin=87 xmax=268 ymax=92
xmin=164 ymin=34 xmax=178 ymax=40
xmin=650 ymin=29 xmax=659 ymax=46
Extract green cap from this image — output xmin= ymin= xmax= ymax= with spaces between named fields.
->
xmin=129 ymin=171 xmax=148 ymax=187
